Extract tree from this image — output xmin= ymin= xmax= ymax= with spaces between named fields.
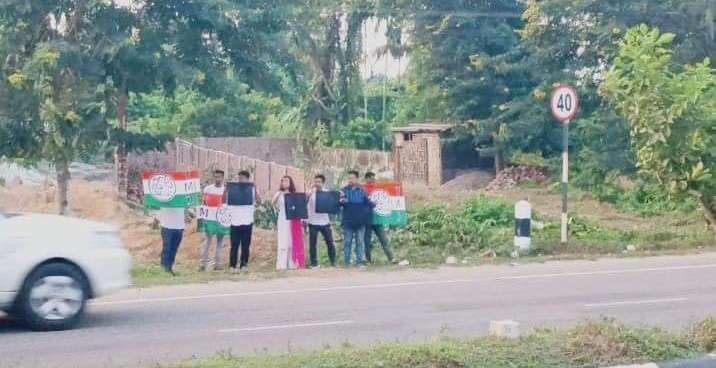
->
xmin=603 ymin=25 xmax=715 ymax=232
xmin=0 ymin=1 xmax=166 ymax=214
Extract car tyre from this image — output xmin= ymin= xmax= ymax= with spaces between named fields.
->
xmin=15 ymin=262 xmax=89 ymax=331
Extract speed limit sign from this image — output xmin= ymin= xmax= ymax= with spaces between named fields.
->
xmin=550 ymin=84 xmax=579 ymax=123
xmin=550 ymin=84 xmax=579 ymax=246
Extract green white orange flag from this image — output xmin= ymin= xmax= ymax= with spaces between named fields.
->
xmin=198 ymin=192 xmax=231 ymax=236
xmin=142 ymin=171 xmax=201 ymax=209
xmin=364 ymin=182 xmax=408 ymax=226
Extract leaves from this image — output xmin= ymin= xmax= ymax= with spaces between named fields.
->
xmin=603 ymin=24 xmax=715 ymax=224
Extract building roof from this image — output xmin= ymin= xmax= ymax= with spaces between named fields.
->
xmin=391 ymin=123 xmax=454 ymax=133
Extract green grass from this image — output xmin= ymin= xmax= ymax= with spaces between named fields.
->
xmin=389 ymin=194 xmax=713 ymax=267
xmin=130 ymin=264 xmax=300 ymax=287
xmin=162 ymin=318 xmax=713 ymax=368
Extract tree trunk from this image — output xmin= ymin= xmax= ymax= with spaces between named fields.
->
xmin=494 ymin=146 xmax=504 ymax=175
xmin=696 ymin=193 xmax=716 ymax=236
xmin=115 ymin=78 xmax=128 ymax=201
xmin=56 ymin=157 xmax=71 ymax=215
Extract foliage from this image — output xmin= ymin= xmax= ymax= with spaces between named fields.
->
xmin=687 ymin=317 xmax=716 ymax=353
xmin=603 ymin=24 xmax=715 ymax=228
xmin=254 ymin=201 xmax=279 ymax=230
xmin=511 ymin=150 xmax=546 ymax=168
xmin=615 ymin=184 xmax=698 ymax=217
xmin=128 ymin=86 xmax=276 ymax=139
xmin=391 ymin=196 xmax=515 ymax=263
xmin=166 ymin=319 xmax=707 ymax=368
xmin=331 ymin=117 xmax=389 ymax=150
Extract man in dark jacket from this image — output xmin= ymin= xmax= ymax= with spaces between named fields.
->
xmin=339 ymin=171 xmax=372 ymax=268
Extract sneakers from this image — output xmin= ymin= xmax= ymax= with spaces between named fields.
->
xmin=309 ymin=265 xmax=321 ymax=269
xmin=213 ymin=265 xmax=222 ymax=271
xmin=197 ymin=266 xmax=206 ymax=272
xmin=229 ymin=267 xmax=239 ymax=275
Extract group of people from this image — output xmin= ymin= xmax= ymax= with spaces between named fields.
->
xmin=155 ymin=170 xmax=396 ymax=276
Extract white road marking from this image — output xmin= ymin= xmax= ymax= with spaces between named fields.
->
xmin=90 ymin=263 xmax=716 ymax=307
xmin=219 ymin=320 xmax=354 ymax=333
xmin=584 ymin=297 xmax=687 ymax=308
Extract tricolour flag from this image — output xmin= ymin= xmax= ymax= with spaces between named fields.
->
xmin=198 ymin=192 xmax=231 ymax=236
xmin=364 ymin=182 xmax=408 ymax=226
xmin=142 ymin=171 xmax=201 ymax=209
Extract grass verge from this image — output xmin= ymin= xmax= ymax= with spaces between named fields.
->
xmin=162 ymin=318 xmax=714 ymax=368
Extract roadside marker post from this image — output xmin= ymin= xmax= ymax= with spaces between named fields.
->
xmin=514 ymin=199 xmax=531 ymax=251
xmin=550 ymin=84 xmax=579 ymax=245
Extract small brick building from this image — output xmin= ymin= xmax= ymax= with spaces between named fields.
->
xmin=392 ymin=122 xmax=485 ymax=187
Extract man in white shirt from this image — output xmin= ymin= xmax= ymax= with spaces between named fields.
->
xmin=157 ymin=207 xmax=186 ymax=276
xmin=199 ymin=170 xmax=226 ymax=272
xmin=307 ymin=174 xmax=337 ymax=268
xmin=227 ymin=170 xmax=258 ymax=274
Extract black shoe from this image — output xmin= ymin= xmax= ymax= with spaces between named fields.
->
xmin=197 ymin=266 xmax=206 ymax=272
xmin=169 ymin=270 xmax=178 ymax=277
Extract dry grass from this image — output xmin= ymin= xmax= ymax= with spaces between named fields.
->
xmin=0 ymin=180 xmax=278 ymax=268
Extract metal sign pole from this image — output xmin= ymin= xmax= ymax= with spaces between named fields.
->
xmin=560 ymin=120 xmax=569 ymax=245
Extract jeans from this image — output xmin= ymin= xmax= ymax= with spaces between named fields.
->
xmin=200 ymin=234 xmax=225 ymax=268
xmin=160 ymin=227 xmax=183 ymax=272
xmin=342 ymin=225 xmax=365 ymax=267
xmin=230 ymin=225 xmax=252 ymax=268
xmin=365 ymin=225 xmax=394 ymax=262
xmin=308 ymin=224 xmax=337 ymax=267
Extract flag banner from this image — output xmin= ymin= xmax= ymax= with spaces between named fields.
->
xmin=198 ymin=203 xmax=231 ymax=236
xmin=142 ymin=171 xmax=201 ymax=208
xmin=364 ymin=182 xmax=408 ymax=226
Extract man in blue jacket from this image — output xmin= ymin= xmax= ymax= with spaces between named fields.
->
xmin=339 ymin=170 xmax=373 ymax=268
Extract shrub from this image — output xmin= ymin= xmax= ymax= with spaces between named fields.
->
xmin=564 ymin=319 xmax=695 ymax=366
xmin=687 ymin=317 xmax=716 ymax=352
xmin=391 ymin=195 xmax=513 ymax=263
xmin=254 ymin=201 xmax=278 ymax=230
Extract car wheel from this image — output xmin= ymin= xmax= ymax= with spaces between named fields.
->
xmin=16 ymin=263 xmax=88 ymax=331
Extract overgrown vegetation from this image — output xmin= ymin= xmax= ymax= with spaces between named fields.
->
xmin=391 ymin=194 xmax=712 ymax=265
xmin=164 ymin=318 xmax=712 ymax=368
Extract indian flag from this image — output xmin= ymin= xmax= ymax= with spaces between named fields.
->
xmin=364 ymin=182 xmax=408 ymax=226
xmin=142 ymin=171 xmax=201 ymax=209
xmin=198 ymin=193 xmax=231 ymax=236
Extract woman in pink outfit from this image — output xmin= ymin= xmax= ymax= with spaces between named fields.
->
xmin=271 ymin=176 xmax=306 ymax=269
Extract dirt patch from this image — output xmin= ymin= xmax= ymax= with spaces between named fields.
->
xmin=0 ymin=180 xmax=277 ymax=268
xmin=440 ymin=170 xmax=495 ymax=191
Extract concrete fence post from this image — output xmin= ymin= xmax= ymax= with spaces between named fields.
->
xmin=514 ymin=199 xmax=531 ymax=251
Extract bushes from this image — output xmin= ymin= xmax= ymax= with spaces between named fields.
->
xmin=391 ymin=196 xmax=513 ymax=263
xmin=564 ymin=319 xmax=698 ymax=367
xmin=688 ymin=317 xmax=716 ymax=353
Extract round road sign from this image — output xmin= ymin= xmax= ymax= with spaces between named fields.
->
xmin=550 ymin=84 xmax=579 ymax=123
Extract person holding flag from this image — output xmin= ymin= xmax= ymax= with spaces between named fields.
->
xmin=363 ymin=172 xmax=396 ymax=264
xmin=198 ymin=170 xmax=228 ymax=272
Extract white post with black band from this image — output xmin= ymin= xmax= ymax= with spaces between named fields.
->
xmin=514 ymin=199 xmax=531 ymax=251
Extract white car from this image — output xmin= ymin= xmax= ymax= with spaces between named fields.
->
xmin=0 ymin=212 xmax=132 ymax=331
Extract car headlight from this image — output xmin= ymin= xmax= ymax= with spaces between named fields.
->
xmin=93 ymin=231 xmax=125 ymax=249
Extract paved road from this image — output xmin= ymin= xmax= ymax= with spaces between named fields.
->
xmin=2 ymin=253 xmax=716 ymax=368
